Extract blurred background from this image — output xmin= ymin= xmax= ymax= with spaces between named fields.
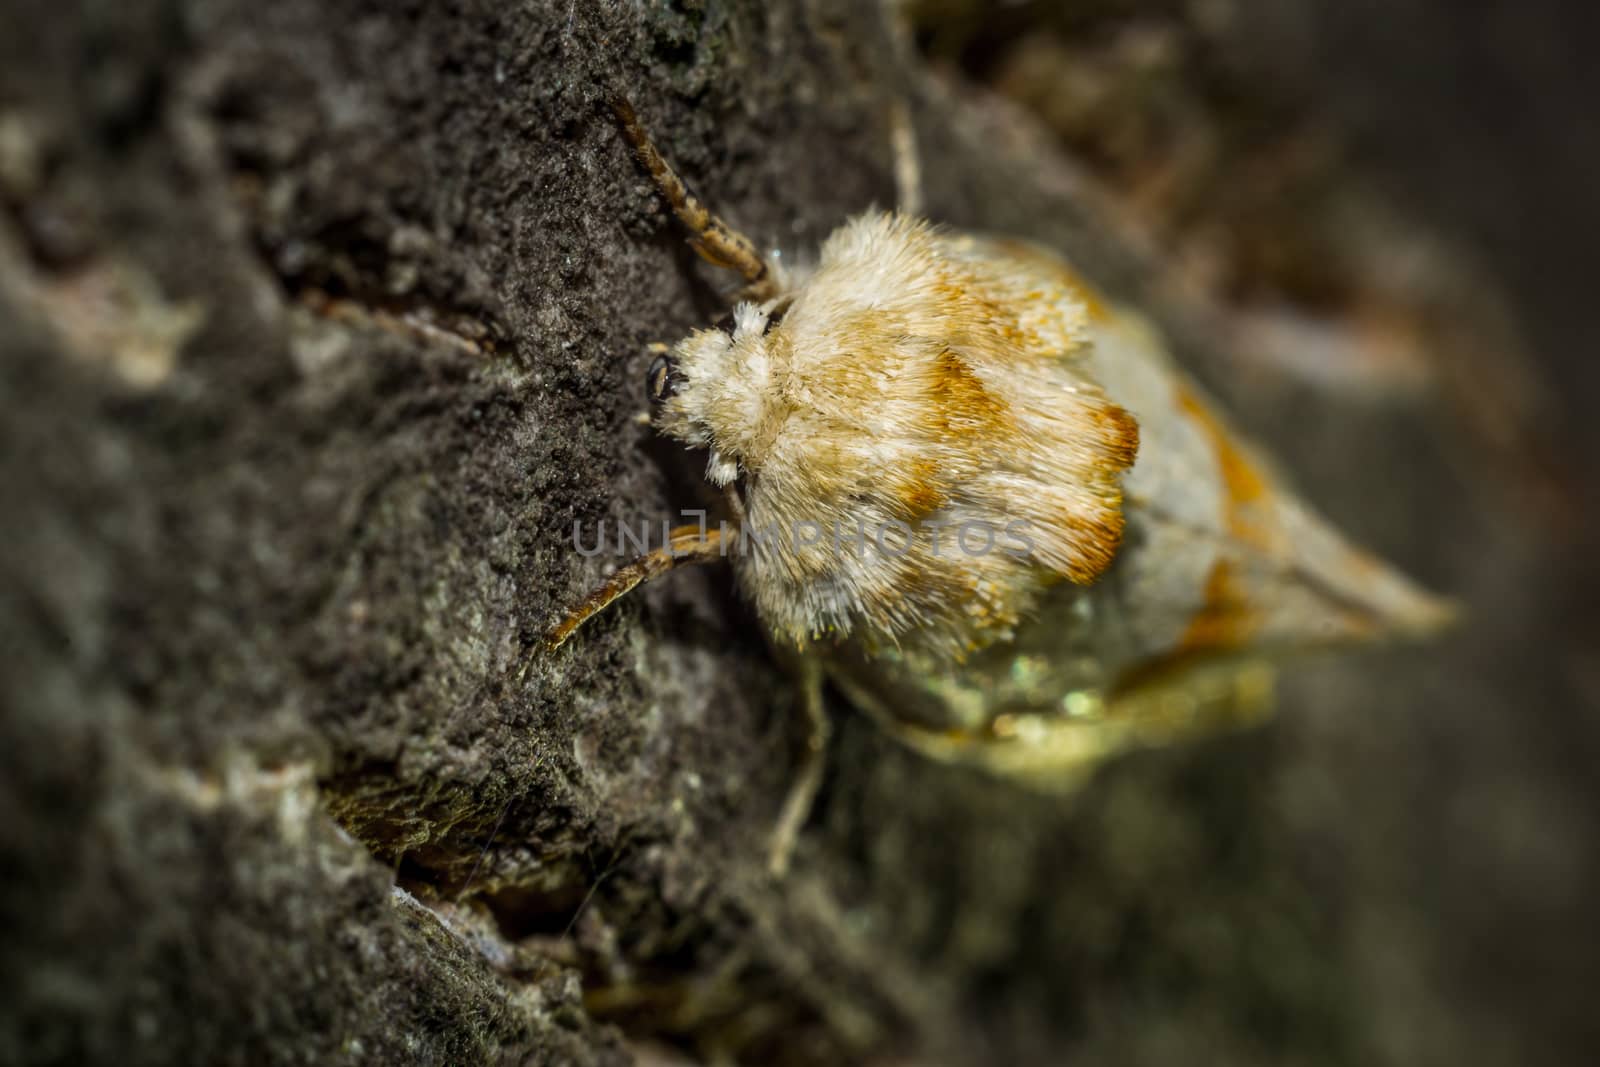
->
xmin=2 ymin=1 xmax=1597 ymax=1065
xmin=900 ymin=1 xmax=1600 ymax=1063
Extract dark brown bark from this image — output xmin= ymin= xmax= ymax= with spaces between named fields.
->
xmin=2 ymin=1 xmax=1596 ymax=1065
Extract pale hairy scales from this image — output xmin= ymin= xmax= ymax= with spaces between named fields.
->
xmin=654 ymin=212 xmax=1140 ymax=657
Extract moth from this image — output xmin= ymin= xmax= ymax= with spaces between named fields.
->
xmin=546 ymin=98 xmax=1454 ymax=874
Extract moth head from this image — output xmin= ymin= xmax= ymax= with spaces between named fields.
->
xmin=647 ymin=300 xmax=787 ymax=486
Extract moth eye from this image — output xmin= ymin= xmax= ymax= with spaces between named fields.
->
xmin=646 ymin=353 xmax=678 ymax=404
xmin=714 ymin=311 xmax=737 ymax=336
xmin=762 ymin=307 xmax=786 ymax=335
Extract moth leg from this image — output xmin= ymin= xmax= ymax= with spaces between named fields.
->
xmin=611 ymin=98 xmax=779 ymax=301
xmin=889 ymin=96 xmax=923 ymax=218
xmin=859 ymin=665 xmax=1278 ymax=790
xmin=542 ymin=524 xmax=729 ymax=652
xmin=862 ymin=713 xmax=1110 ymax=794
xmin=768 ymin=655 xmax=830 ymax=877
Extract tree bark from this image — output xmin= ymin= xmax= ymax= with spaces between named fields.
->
xmin=3 ymin=1 xmax=1596 ymax=1065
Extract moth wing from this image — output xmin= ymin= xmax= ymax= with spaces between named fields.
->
xmin=823 ymin=238 xmax=1454 ymax=787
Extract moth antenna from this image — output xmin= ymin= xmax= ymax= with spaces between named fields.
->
xmin=611 ymin=96 xmax=779 ymax=300
xmin=889 ymin=96 xmax=922 ymax=217
xmin=543 ymin=523 xmax=732 ymax=652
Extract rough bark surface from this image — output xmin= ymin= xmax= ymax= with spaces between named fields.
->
xmin=2 ymin=1 xmax=1596 ymax=1066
